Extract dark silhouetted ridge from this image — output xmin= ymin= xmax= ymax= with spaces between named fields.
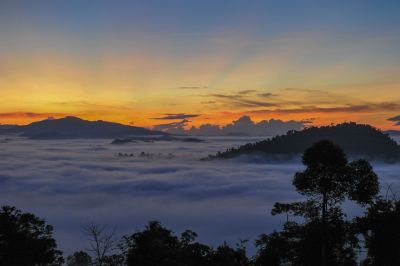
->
xmin=210 ymin=122 xmax=400 ymax=162
xmin=0 ymin=116 xmax=166 ymax=139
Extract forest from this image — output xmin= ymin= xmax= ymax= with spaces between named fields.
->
xmin=210 ymin=123 xmax=400 ymax=162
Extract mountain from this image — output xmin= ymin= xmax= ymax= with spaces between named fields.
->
xmin=209 ymin=122 xmax=400 ymax=162
xmin=0 ymin=116 xmax=165 ymax=139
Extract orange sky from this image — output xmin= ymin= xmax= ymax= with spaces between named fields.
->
xmin=1 ymin=1 xmax=400 ymax=130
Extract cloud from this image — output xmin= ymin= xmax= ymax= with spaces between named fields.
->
xmin=300 ymin=118 xmax=317 ymax=124
xmin=250 ymin=102 xmax=400 ymax=115
xmin=152 ymin=119 xmax=189 ymax=131
xmin=388 ymin=115 xmax=400 ymax=126
xmin=210 ymin=93 xmax=239 ymax=100
xmin=178 ymin=86 xmax=208 ymax=90
xmin=0 ymin=112 xmax=65 ymax=119
xmin=285 ymin=88 xmax=326 ymax=94
xmin=258 ymin=93 xmax=277 ymax=98
xmin=388 ymin=115 xmax=400 ymax=121
xmin=210 ymin=93 xmax=276 ymax=108
xmin=237 ymin=90 xmax=256 ymax=95
xmin=152 ymin=113 xmax=200 ymax=120
xmin=235 ymin=99 xmax=276 ymax=108
xmin=156 ymin=115 xmax=305 ymax=136
xmin=0 ymin=137 xmax=304 ymax=253
xmin=0 ymin=137 xmax=398 ymax=256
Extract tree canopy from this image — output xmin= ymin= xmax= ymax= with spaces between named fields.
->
xmin=263 ymin=140 xmax=379 ymax=266
xmin=0 ymin=205 xmax=64 ymax=265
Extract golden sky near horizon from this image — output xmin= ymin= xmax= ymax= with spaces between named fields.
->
xmin=1 ymin=1 xmax=400 ymax=130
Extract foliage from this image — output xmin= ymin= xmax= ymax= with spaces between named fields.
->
xmin=121 ymin=221 xmax=249 ymax=266
xmin=255 ymin=215 xmax=358 ymax=266
xmin=0 ymin=205 xmax=64 ymax=265
xmin=257 ymin=140 xmax=379 ymax=266
xmin=356 ymin=197 xmax=400 ymax=266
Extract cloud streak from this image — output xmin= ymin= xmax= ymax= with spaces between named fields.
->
xmin=178 ymin=86 xmax=208 ymax=90
xmin=0 ymin=112 xmax=65 ymax=119
xmin=250 ymin=102 xmax=400 ymax=115
xmin=152 ymin=113 xmax=200 ymax=120
xmin=388 ymin=115 xmax=400 ymax=126
xmin=209 ymin=93 xmax=276 ymax=108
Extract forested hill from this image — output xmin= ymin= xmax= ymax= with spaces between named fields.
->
xmin=209 ymin=123 xmax=400 ymax=162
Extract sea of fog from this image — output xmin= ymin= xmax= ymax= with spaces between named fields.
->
xmin=0 ymin=136 xmax=399 ymax=256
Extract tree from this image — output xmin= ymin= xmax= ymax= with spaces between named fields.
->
xmin=67 ymin=251 xmax=92 ymax=266
xmin=0 ymin=205 xmax=64 ymax=265
xmin=267 ymin=140 xmax=379 ymax=266
xmin=102 ymin=254 xmax=125 ymax=266
xmin=356 ymin=197 xmax=400 ymax=266
xmin=121 ymin=221 xmax=249 ymax=266
xmin=123 ymin=221 xmax=182 ymax=266
xmin=82 ymin=223 xmax=118 ymax=266
xmin=209 ymin=241 xmax=249 ymax=266
xmin=179 ymin=230 xmax=213 ymax=266
xmin=255 ymin=215 xmax=358 ymax=266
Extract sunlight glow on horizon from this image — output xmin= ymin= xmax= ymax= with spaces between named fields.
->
xmin=1 ymin=1 xmax=400 ymax=130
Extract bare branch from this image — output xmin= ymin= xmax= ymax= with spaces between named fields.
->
xmin=81 ymin=223 xmax=118 ymax=266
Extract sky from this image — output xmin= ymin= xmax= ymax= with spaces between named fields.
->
xmin=1 ymin=0 xmax=400 ymax=129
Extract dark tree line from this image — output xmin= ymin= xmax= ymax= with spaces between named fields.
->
xmin=210 ymin=123 xmax=400 ymax=162
xmin=1 ymin=140 xmax=400 ymax=265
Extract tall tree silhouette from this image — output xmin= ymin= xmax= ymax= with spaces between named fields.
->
xmin=271 ymin=140 xmax=379 ymax=266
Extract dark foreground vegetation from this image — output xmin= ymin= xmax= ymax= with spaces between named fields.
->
xmin=210 ymin=123 xmax=400 ymax=162
xmin=1 ymin=140 xmax=400 ymax=265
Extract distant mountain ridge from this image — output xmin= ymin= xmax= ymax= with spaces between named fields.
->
xmin=0 ymin=116 xmax=165 ymax=139
xmin=209 ymin=123 xmax=400 ymax=162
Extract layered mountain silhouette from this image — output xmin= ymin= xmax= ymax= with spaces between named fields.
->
xmin=0 ymin=116 xmax=165 ymax=139
xmin=210 ymin=122 xmax=400 ymax=162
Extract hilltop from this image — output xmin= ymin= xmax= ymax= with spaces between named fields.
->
xmin=0 ymin=116 xmax=165 ymax=139
xmin=209 ymin=122 xmax=400 ymax=162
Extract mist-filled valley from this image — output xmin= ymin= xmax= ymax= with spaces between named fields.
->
xmin=1 ymin=136 xmax=399 ymax=256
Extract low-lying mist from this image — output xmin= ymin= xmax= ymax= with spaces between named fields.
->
xmin=0 ymin=136 xmax=399 ymax=255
